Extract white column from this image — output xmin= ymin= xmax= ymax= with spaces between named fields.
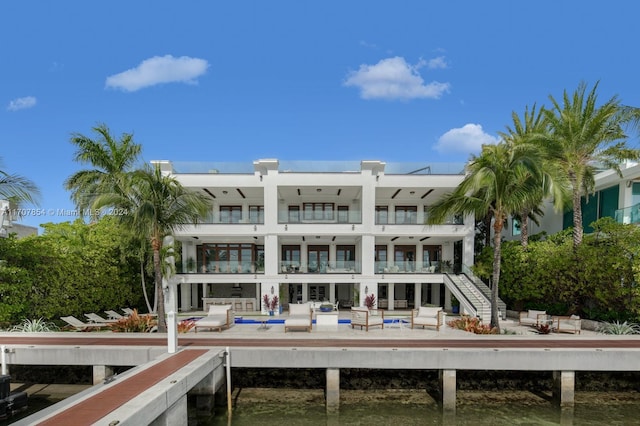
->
xmin=180 ymin=282 xmax=191 ymax=312
xmin=432 ymin=283 xmax=440 ymax=307
xmin=360 ymin=235 xmax=375 ymax=276
xmin=388 ymin=283 xmax=395 ymax=311
xmin=415 ymin=283 xmax=422 ymax=308
xmin=444 ymin=286 xmax=452 ymax=310
xmin=329 ymin=283 xmax=336 ymax=304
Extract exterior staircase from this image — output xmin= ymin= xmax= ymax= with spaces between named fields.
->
xmin=459 ymin=265 xmax=507 ymax=319
xmin=443 ymin=274 xmax=491 ymax=323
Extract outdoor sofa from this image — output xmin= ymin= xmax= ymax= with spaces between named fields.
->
xmin=518 ymin=310 xmax=549 ymax=327
xmin=284 ymin=303 xmax=313 ymax=332
xmin=194 ymin=304 xmax=234 ymax=332
xmin=410 ymin=306 xmax=443 ymax=331
xmin=351 ymin=307 xmax=384 ymax=331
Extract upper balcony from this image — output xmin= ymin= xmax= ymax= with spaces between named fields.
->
xmin=615 ymin=203 xmax=640 ymax=225
xmin=277 ymin=186 xmax=362 ymax=224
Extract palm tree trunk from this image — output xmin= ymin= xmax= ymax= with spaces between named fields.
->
xmin=491 ymin=219 xmax=503 ymax=332
xmin=571 ymin=176 xmax=583 ymax=248
xmin=153 ymin=246 xmax=167 ymax=332
xmin=140 ymin=261 xmax=153 ymax=314
xmin=520 ymin=208 xmax=529 ymax=249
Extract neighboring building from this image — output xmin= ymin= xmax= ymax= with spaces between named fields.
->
xmin=0 ymin=200 xmax=38 ymax=238
xmin=156 ymin=159 xmax=480 ymax=316
xmin=504 ymin=162 xmax=640 ymax=241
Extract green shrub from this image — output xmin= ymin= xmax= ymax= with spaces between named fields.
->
xmin=10 ymin=318 xmax=59 ymax=332
xmin=596 ymin=321 xmax=640 ymax=335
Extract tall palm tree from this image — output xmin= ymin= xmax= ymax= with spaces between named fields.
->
xmin=427 ymin=142 xmax=556 ymax=330
xmin=542 ymin=82 xmax=640 ymax=248
xmin=0 ymin=157 xmax=40 ymax=207
xmin=95 ymin=165 xmax=212 ymax=332
xmin=499 ymin=104 xmax=569 ymax=248
xmin=64 ymin=123 xmax=142 ymax=215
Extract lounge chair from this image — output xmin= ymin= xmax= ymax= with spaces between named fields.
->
xmin=84 ymin=313 xmax=117 ymax=323
xmin=104 ymin=310 xmax=125 ymax=320
xmin=61 ymin=316 xmax=111 ymax=331
xmin=194 ymin=304 xmax=234 ymax=332
xmin=410 ymin=306 xmax=443 ymax=331
xmin=122 ymin=307 xmax=157 ymax=317
xmin=285 ymin=303 xmax=312 ymax=332
xmin=552 ymin=315 xmax=582 ymax=334
xmin=351 ymin=307 xmax=384 ymax=331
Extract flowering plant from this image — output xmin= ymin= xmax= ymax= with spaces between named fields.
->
xmin=263 ymin=294 xmax=279 ymax=311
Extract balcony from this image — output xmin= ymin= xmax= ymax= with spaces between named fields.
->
xmin=183 ymin=260 xmax=264 ymax=274
xmin=375 ymin=261 xmax=451 ymax=274
xmin=278 ymin=209 xmax=362 ymax=224
xmin=615 ymin=203 xmax=640 ymax=225
xmin=279 ymin=260 xmax=361 ymax=274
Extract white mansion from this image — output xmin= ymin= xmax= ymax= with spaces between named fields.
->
xmin=156 ymin=159 xmax=496 ymax=320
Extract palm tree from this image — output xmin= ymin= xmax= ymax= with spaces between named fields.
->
xmin=0 ymin=157 xmax=40 ymax=207
xmin=64 ymin=123 xmax=142 ymax=215
xmin=95 ymin=165 xmax=212 ymax=332
xmin=427 ymin=142 xmax=555 ymax=330
xmin=542 ymin=82 xmax=640 ymax=248
xmin=499 ymin=105 xmax=569 ymax=248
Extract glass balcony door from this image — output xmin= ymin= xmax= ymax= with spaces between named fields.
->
xmin=308 ymin=245 xmax=329 ymax=273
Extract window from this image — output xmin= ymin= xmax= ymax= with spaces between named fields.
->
xmin=282 ymin=245 xmax=301 ymax=272
xmin=249 ymin=205 xmax=264 ymax=224
xmin=336 ymin=245 xmax=355 ymax=270
xmin=375 ymin=206 xmax=388 ymax=224
xmin=197 ymin=243 xmax=255 ymax=273
xmin=512 ymin=218 xmax=521 ymax=236
xmin=395 ymin=245 xmax=416 ymax=272
xmin=288 ymin=206 xmax=300 ymax=223
xmin=303 ymin=203 xmax=334 ymax=221
xmin=337 ymin=205 xmax=349 ymax=223
xmin=220 ymin=206 xmax=242 ymax=223
xmin=308 ymin=245 xmax=329 ymax=273
xmin=395 ymin=206 xmax=417 ymax=224
xmin=375 ymin=245 xmax=387 ymax=272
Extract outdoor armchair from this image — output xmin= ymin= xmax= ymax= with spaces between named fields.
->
xmin=410 ymin=307 xmax=443 ymax=331
xmin=552 ymin=315 xmax=582 ymax=334
xmin=285 ymin=303 xmax=312 ymax=332
xmin=350 ymin=307 xmax=384 ymax=331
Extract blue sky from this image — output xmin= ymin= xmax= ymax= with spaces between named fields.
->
xmin=3 ymin=1 xmax=640 ymax=230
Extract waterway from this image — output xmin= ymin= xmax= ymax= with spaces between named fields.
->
xmin=205 ymin=389 xmax=640 ymax=425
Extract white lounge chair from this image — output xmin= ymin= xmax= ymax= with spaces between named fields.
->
xmin=351 ymin=307 xmax=384 ymax=331
xmin=410 ymin=306 xmax=443 ymax=331
xmin=61 ymin=316 xmax=110 ymax=331
xmin=194 ymin=304 xmax=234 ymax=332
xmin=285 ymin=303 xmax=312 ymax=332
xmin=84 ymin=313 xmax=117 ymax=323
xmin=104 ymin=310 xmax=125 ymax=320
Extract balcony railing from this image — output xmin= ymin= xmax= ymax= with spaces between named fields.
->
xmin=278 ymin=210 xmax=362 ymax=224
xmin=279 ymin=260 xmax=361 ymax=274
xmin=183 ymin=261 xmax=264 ymax=274
xmin=375 ymin=261 xmax=451 ymax=274
xmin=615 ymin=203 xmax=640 ymax=225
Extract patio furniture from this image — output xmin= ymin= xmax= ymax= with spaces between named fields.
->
xmin=351 ymin=307 xmax=384 ymax=331
xmin=410 ymin=306 xmax=443 ymax=331
xmin=285 ymin=303 xmax=312 ymax=332
xmin=61 ymin=316 xmax=111 ymax=331
xmin=552 ymin=315 xmax=582 ymax=334
xmin=84 ymin=313 xmax=117 ymax=323
xmin=104 ymin=310 xmax=125 ymax=320
xmin=194 ymin=304 xmax=234 ymax=332
xmin=518 ymin=310 xmax=549 ymax=327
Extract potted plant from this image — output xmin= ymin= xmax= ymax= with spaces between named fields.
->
xmin=451 ymin=296 xmax=460 ymax=314
xmin=319 ymin=303 xmax=334 ymax=312
xmin=186 ymin=257 xmax=196 ymax=273
xmin=263 ymin=294 xmax=279 ymax=315
xmin=364 ymin=293 xmax=376 ymax=310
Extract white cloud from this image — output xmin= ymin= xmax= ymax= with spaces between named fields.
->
xmin=344 ymin=56 xmax=450 ymax=100
xmin=435 ymin=123 xmax=499 ymax=154
xmin=425 ymin=56 xmax=448 ymax=69
xmin=105 ymin=55 xmax=209 ymax=92
xmin=7 ymin=96 xmax=37 ymax=111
